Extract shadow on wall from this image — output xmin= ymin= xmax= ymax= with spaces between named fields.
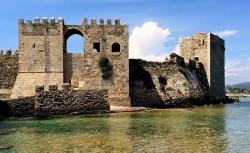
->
xmin=0 ymin=97 xmax=35 ymax=118
xmin=129 ymin=59 xmax=164 ymax=107
xmin=184 ymin=60 xmax=210 ymax=104
xmin=0 ymin=100 xmax=12 ymax=117
xmin=129 ymin=59 xmax=211 ymax=108
xmin=64 ymin=53 xmax=73 ymax=84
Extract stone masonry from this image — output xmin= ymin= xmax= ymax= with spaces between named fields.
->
xmin=10 ymin=17 xmax=130 ymax=106
xmin=0 ymin=89 xmax=109 ymax=117
xmin=0 ymin=17 xmax=225 ymax=108
xmin=180 ymin=33 xmax=225 ymax=100
xmin=129 ymin=54 xmax=209 ymax=107
xmin=0 ymin=50 xmax=18 ymax=100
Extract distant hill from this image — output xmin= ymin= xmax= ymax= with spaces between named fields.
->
xmin=226 ymin=82 xmax=250 ymax=90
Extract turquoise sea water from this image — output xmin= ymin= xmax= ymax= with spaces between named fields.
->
xmin=1 ymin=99 xmax=250 ymax=153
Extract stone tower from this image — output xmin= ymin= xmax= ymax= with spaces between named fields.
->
xmin=11 ymin=17 xmax=130 ymax=106
xmin=180 ymin=33 xmax=225 ymax=100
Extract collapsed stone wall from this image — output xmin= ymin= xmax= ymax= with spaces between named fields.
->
xmin=129 ymin=56 xmax=209 ymax=107
xmin=0 ymin=90 xmax=109 ymax=117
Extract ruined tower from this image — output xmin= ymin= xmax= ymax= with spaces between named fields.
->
xmin=11 ymin=17 xmax=130 ymax=106
xmin=180 ymin=33 xmax=225 ymax=100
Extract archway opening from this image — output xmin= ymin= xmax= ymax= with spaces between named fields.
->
xmin=64 ymin=29 xmax=84 ymax=84
xmin=112 ymin=42 xmax=120 ymax=52
xmin=65 ymin=29 xmax=84 ymax=53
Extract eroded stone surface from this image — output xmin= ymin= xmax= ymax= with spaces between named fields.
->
xmin=129 ymin=56 xmax=209 ymax=107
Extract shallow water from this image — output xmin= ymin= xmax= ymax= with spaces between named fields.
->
xmin=1 ymin=101 xmax=250 ymax=153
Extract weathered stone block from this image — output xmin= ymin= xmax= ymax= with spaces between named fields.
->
xmin=49 ymin=85 xmax=58 ymax=92
xmin=62 ymin=83 xmax=71 ymax=90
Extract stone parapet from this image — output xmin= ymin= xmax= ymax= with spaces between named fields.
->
xmin=35 ymin=90 xmax=109 ymax=116
xmin=1 ymin=89 xmax=109 ymax=117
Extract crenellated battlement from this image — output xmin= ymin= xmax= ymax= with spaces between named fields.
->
xmin=0 ymin=49 xmax=18 ymax=56
xmin=19 ymin=17 xmax=124 ymax=27
xmin=18 ymin=17 xmax=64 ymax=26
xmin=1 ymin=17 xmax=226 ymax=107
xmin=82 ymin=18 xmax=123 ymax=26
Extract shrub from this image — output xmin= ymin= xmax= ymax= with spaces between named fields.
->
xmin=98 ymin=56 xmax=113 ymax=80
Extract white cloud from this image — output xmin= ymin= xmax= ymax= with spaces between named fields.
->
xmin=214 ymin=30 xmax=238 ymax=38
xmin=225 ymin=59 xmax=250 ymax=84
xmin=129 ymin=21 xmax=173 ymax=61
xmin=172 ymin=44 xmax=180 ymax=54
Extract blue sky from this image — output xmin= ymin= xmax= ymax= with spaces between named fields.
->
xmin=0 ymin=0 xmax=249 ymax=85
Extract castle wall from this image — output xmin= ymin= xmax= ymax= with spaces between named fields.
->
xmin=0 ymin=53 xmax=18 ymax=89
xmin=180 ymin=33 xmax=210 ymax=77
xmin=0 ymin=52 xmax=18 ymax=100
xmin=63 ymin=19 xmax=130 ymax=106
xmin=209 ymin=34 xmax=225 ymax=100
xmin=129 ymin=57 xmax=208 ymax=107
xmin=180 ymin=33 xmax=225 ymax=100
xmin=11 ymin=73 xmax=63 ymax=98
xmin=35 ymin=90 xmax=109 ymax=116
xmin=0 ymin=89 xmax=109 ymax=117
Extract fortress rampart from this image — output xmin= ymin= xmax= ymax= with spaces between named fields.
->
xmin=0 ymin=17 xmax=225 ymax=110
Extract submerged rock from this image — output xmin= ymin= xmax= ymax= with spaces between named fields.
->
xmin=0 ymin=144 xmax=14 ymax=150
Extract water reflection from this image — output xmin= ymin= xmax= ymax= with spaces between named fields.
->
xmin=0 ymin=106 xmax=231 ymax=153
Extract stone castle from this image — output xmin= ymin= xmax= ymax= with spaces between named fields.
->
xmin=0 ymin=17 xmax=225 ymax=109
xmin=11 ymin=17 xmax=130 ymax=106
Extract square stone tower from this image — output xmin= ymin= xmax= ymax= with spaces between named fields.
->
xmin=11 ymin=17 xmax=65 ymax=99
xmin=180 ymin=33 xmax=225 ymax=100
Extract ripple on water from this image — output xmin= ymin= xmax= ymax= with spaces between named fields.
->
xmin=0 ymin=104 xmax=250 ymax=152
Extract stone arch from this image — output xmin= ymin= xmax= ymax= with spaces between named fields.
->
xmin=112 ymin=42 xmax=120 ymax=52
xmin=64 ymin=28 xmax=84 ymax=53
xmin=63 ymin=27 xmax=84 ymax=84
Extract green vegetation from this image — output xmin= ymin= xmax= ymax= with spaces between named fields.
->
xmin=98 ymin=56 xmax=113 ymax=80
xmin=227 ymin=87 xmax=250 ymax=94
